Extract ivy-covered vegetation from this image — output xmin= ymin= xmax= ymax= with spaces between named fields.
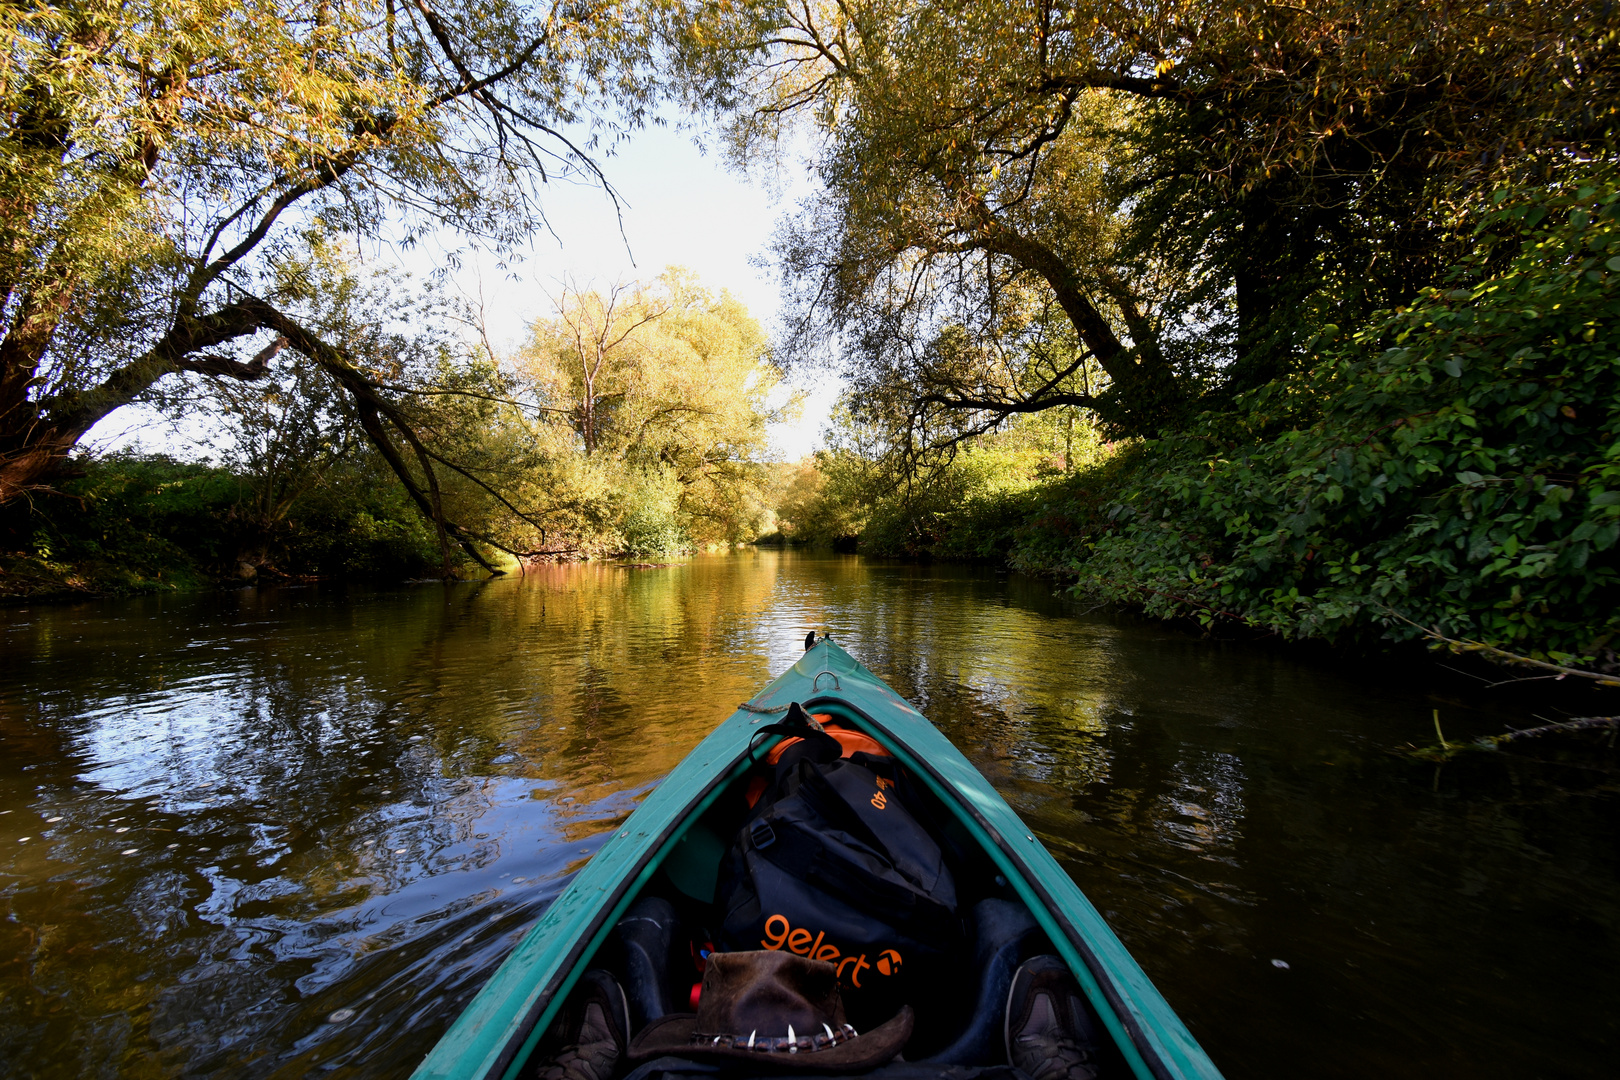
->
xmin=1054 ymin=180 xmax=1620 ymax=659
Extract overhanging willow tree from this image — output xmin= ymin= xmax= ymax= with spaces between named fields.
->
xmin=0 ymin=0 xmax=662 ymax=570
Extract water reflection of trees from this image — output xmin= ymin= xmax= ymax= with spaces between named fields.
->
xmin=0 ymin=554 xmax=834 ymax=1075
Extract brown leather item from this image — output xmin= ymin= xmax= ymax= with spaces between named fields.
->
xmin=625 ymin=950 xmax=913 ymax=1071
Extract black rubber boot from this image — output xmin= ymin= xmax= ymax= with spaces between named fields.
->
xmin=531 ymin=969 xmax=630 ymax=1080
xmin=1004 ymin=955 xmax=1102 ymax=1080
xmin=613 ymin=896 xmax=679 ymax=1031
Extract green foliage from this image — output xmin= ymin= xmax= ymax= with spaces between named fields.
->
xmin=673 ymin=0 xmax=1619 ymax=437
xmin=0 ymin=449 xmax=445 ymax=600
xmin=1 ymin=0 xmax=667 ymax=508
xmin=1042 ymin=175 xmax=1620 ymax=660
xmin=12 ymin=454 xmax=241 ymax=595
xmin=781 ymin=401 xmax=1108 ymax=558
xmin=514 ymin=268 xmax=794 ymax=555
xmin=618 ymin=476 xmax=688 ymax=558
xmin=859 ymin=439 xmax=1053 ymax=559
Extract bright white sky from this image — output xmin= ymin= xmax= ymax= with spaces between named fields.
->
xmin=91 ymin=120 xmax=840 ymax=461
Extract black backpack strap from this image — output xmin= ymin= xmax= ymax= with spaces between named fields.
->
xmin=747 ymin=701 xmax=843 ymax=764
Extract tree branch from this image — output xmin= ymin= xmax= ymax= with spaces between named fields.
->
xmin=1385 ymin=609 xmax=1620 ymax=688
xmin=1037 ymin=70 xmax=1185 ymax=100
xmin=176 ymin=335 xmax=288 ymax=379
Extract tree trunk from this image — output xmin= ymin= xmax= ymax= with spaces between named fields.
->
xmin=978 ymin=217 xmax=1184 ymax=432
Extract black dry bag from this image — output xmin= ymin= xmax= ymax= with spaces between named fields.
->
xmin=715 ymin=720 xmax=963 ymax=1034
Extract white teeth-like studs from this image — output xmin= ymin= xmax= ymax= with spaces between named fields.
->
xmin=787 ymin=1024 xmax=797 ymax=1051
xmin=713 ymin=1036 xmax=722 ymax=1045
xmin=823 ymin=1023 xmax=835 ymax=1041
xmin=748 ymin=1030 xmax=756 ymax=1048
xmin=844 ymin=1024 xmax=858 ymax=1037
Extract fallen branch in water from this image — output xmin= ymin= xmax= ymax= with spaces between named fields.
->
xmin=1405 ymin=715 xmax=1620 ymax=760
xmin=1493 ymin=715 xmax=1620 ymax=743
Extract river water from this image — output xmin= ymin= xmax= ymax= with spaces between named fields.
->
xmin=1 ymin=553 xmax=1615 ymax=1079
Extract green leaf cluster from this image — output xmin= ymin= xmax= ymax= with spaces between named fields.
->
xmin=1 ymin=449 xmax=443 ymax=599
xmin=507 ymin=267 xmax=797 ymax=556
xmin=778 ymin=399 xmax=1109 ymax=557
xmin=1042 ymin=174 xmax=1620 ymax=659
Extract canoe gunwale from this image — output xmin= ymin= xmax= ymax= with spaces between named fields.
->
xmin=800 ymin=694 xmax=1178 ymax=1080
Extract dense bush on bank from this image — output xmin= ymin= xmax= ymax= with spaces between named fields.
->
xmin=823 ymin=177 xmax=1620 ymax=663
xmin=0 ymin=454 xmax=445 ymax=600
xmin=1042 ymin=181 xmax=1619 ymax=661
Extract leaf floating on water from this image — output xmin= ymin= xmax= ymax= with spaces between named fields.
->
xmin=45 ymin=816 xmax=63 ymax=823
xmin=1271 ymin=959 xmax=1290 ymax=970
xmin=116 ymin=827 xmax=130 ymax=833
xmin=327 ymin=1008 xmax=355 ymax=1024
xmin=166 ymin=843 xmax=180 ymax=849
xmin=17 ymin=836 xmax=29 ymax=842
xmin=121 ymin=848 xmax=139 ymax=855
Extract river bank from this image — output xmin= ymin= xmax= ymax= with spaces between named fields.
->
xmin=774 ymin=180 xmax=1620 ymax=671
xmin=0 ymin=454 xmax=456 ymax=604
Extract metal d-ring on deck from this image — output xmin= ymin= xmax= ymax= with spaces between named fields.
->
xmin=811 ymin=671 xmax=841 ymax=691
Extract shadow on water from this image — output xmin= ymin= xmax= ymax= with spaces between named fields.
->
xmin=1 ymin=552 xmax=1616 ymax=1078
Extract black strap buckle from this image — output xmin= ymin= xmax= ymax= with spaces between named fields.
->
xmin=749 ymin=821 xmax=776 ymax=850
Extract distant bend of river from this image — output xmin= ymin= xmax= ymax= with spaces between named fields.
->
xmin=1 ymin=552 xmax=1615 ymax=1079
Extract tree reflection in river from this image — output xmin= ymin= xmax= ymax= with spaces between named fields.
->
xmin=1 ymin=552 xmax=1616 ymax=1079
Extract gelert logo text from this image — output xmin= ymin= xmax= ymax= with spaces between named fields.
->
xmin=760 ymin=913 xmax=901 ymax=989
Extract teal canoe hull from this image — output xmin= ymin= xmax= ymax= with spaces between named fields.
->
xmin=411 ymin=639 xmax=1223 ymax=1080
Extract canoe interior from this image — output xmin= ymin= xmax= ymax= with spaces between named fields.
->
xmin=498 ymin=696 xmax=1136 ymax=1079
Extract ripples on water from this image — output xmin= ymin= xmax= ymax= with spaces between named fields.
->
xmin=1 ymin=553 xmax=1615 ymax=1079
